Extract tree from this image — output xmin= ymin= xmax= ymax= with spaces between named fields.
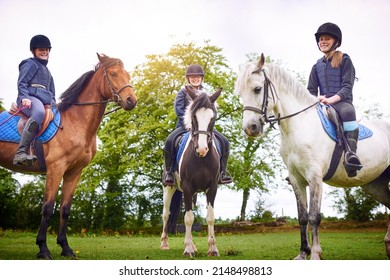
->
xmin=331 ymin=187 xmax=381 ymax=221
xmin=0 ymin=168 xmax=20 ymax=228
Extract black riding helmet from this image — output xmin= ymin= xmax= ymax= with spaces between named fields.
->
xmin=315 ymin=22 xmax=342 ymax=49
xmin=186 ymin=64 xmax=204 ymax=77
xmin=30 ymin=35 xmax=52 ymax=51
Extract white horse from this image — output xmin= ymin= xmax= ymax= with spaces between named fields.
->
xmin=235 ymin=53 xmax=390 ymax=260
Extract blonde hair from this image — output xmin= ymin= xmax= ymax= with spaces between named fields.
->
xmin=330 ymin=50 xmax=343 ymax=68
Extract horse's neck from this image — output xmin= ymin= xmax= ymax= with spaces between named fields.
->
xmin=268 ymin=66 xmax=318 ymax=131
xmin=67 ymin=83 xmax=106 ymax=138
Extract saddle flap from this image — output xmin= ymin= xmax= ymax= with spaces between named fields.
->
xmin=15 ymin=105 xmax=54 ymax=137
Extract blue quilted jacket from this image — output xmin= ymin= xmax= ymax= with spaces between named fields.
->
xmin=17 ymin=57 xmax=55 ymax=106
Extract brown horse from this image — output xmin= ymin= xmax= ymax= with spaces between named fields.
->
xmin=0 ymin=53 xmax=137 ymax=259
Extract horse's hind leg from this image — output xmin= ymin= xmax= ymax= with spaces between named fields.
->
xmin=206 ymin=203 xmax=219 ymax=256
xmin=56 ymin=171 xmax=82 ymax=258
xmin=361 ymin=171 xmax=390 ymax=259
xmin=385 ymin=225 xmax=390 ymax=259
xmin=160 ymin=186 xmax=176 ymax=250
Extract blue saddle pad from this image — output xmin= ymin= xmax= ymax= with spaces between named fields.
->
xmin=175 ymin=132 xmax=221 ymax=167
xmin=0 ymin=108 xmax=61 ymax=143
xmin=316 ymin=105 xmax=373 ymax=142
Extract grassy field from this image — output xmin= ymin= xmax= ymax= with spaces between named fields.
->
xmin=0 ymin=223 xmax=388 ymax=260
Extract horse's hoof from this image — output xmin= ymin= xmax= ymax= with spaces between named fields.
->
xmin=183 ymin=251 xmax=195 ymax=258
xmin=160 ymin=245 xmax=170 ymax=250
xmin=61 ymin=250 xmax=76 ymax=258
xmin=36 ymin=251 xmax=53 ymax=259
xmin=208 ymin=251 xmax=220 ymax=257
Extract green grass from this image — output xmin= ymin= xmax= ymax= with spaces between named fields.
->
xmin=0 ymin=229 xmax=387 ymax=260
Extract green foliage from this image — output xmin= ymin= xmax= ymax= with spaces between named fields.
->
xmin=331 ymin=187 xmax=382 ymax=222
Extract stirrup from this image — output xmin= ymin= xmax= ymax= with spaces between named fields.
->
xmin=13 ymin=153 xmax=37 ymax=166
xmin=218 ymin=172 xmax=232 ymax=184
xmin=344 ymin=151 xmax=362 ymax=171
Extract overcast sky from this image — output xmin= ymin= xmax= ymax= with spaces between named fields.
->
xmin=1 ymin=0 xmax=389 ymax=218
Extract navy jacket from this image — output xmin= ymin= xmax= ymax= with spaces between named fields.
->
xmin=174 ymin=85 xmax=204 ymax=128
xmin=307 ymin=53 xmax=355 ymax=103
xmin=17 ymin=57 xmax=55 ymax=106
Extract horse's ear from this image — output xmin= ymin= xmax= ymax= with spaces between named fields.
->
xmin=185 ymin=85 xmax=198 ymax=100
xmin=97 ymin=53 xmax=109 ymax=63
xmin=257 ymin=53 xmax=265 ymax=69
xmin=210 ymin=88 xmax=222 ymax=103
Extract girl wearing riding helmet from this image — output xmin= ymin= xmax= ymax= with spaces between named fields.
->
xmin=307 ymin=22 xmax=362 ymax=177
xmin=13 ymin=34 xmax=56 ymax=166
xmin=163 ymin=64 xmax=232 ymax=185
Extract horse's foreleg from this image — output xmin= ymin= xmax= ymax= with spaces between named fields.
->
xmin=308 ymin=182 xmax=323 ymax=260
xmin=206 ymin=203 xmax=219 ymax=256
xmin=291 ymin=180 xmax=311 ymax=260
xmin=160 ymin=186 xmax=176 ymax=250
xmin=183 ymin=210 xmax=197 ymax=257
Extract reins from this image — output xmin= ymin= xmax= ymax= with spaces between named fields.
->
xmin=244 ymin=69 xmax=319 ymax=127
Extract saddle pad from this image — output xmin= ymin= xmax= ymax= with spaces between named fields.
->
xmin=316 ymin=105 xmax=373 ymax=142
xmin=0 ymin=108 xmax=61 ymax=143
xmin=175 ymin=132 xmax=222 ymax=167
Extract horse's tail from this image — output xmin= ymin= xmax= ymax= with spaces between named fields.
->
xmin=167 ymin=190 xmax=182 ymax=234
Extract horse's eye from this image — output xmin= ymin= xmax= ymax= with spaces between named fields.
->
xmin=254 ymin=86 xmax=262 ymax=94
xmin=110 ymin=71 xmax=118 ymax=77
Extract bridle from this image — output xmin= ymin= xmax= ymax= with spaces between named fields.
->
xmin=243 ymin=68 xmax=319 ymax=127
xmin=191 ymin=110 xmax=216 ymax=156
xmin=75 ymin=66 xmax=133 ymax=115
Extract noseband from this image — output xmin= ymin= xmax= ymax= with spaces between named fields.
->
xmin=243 ymin=68 xmax=318 ymax=127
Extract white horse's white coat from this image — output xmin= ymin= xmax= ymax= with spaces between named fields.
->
xmin=235 ymin=55 xmax=390 ymax=260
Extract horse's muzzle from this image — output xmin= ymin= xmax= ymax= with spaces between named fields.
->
xmin=196 ymin=146 xmax=209 ymax=157
xmin=244 ymin=122 xmax=264 ymax=137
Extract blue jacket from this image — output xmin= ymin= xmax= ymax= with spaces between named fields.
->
xmin=307 ymin=53 xmax=355 ymax=103
xmin=17 ymin=57 xmax=55 ymax=106
xmin=174 ymin=85 xmax=204 ymax=128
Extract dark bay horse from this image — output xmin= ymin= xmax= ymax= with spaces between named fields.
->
xmin=160 ymin=86 xmax=222 ymax=257
xmin=0 ymin=53 xmax=137 ymax=259
xmin=235 ymin=53 xmax=390 ymax=260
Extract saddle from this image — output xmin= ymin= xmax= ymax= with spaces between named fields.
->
xmin=9 ymin=103 xmax=54 ymax=137
xmin=319 ymin=105 xmax=369 ymax=180
xmin=0 ymin=103 xmax=60 ymax=174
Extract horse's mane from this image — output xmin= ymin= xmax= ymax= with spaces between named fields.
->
xmin=57 ymin=56 xmax=123 ymax=112
xmin=57 ymin=70 xmax=95 ymax=112
xmin=235 ymin=61 xmax=317 ymax=105
xmin=184 ymin=92 xmax=216 ymax=129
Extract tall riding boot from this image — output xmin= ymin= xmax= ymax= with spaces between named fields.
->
xmin=163 ymin=148 xmax=175 ymax=185
xmin=13 ymin=118 xmax=39 ymax=166
xmin=218 ymin=153 xmax=232 ymax=184
xmin=344 ymin=128 xmax=363 ymax=177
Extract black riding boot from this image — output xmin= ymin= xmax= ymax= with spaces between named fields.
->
xmin=344 ymin=128 xmax=363 ymax=177
xmin=13 ymin=118 xmax=39 ymax=166
xmin=163 ymin=148 xmax=175 ymax=185
xmin=219 ymin=153 xmax=232 ymax=184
